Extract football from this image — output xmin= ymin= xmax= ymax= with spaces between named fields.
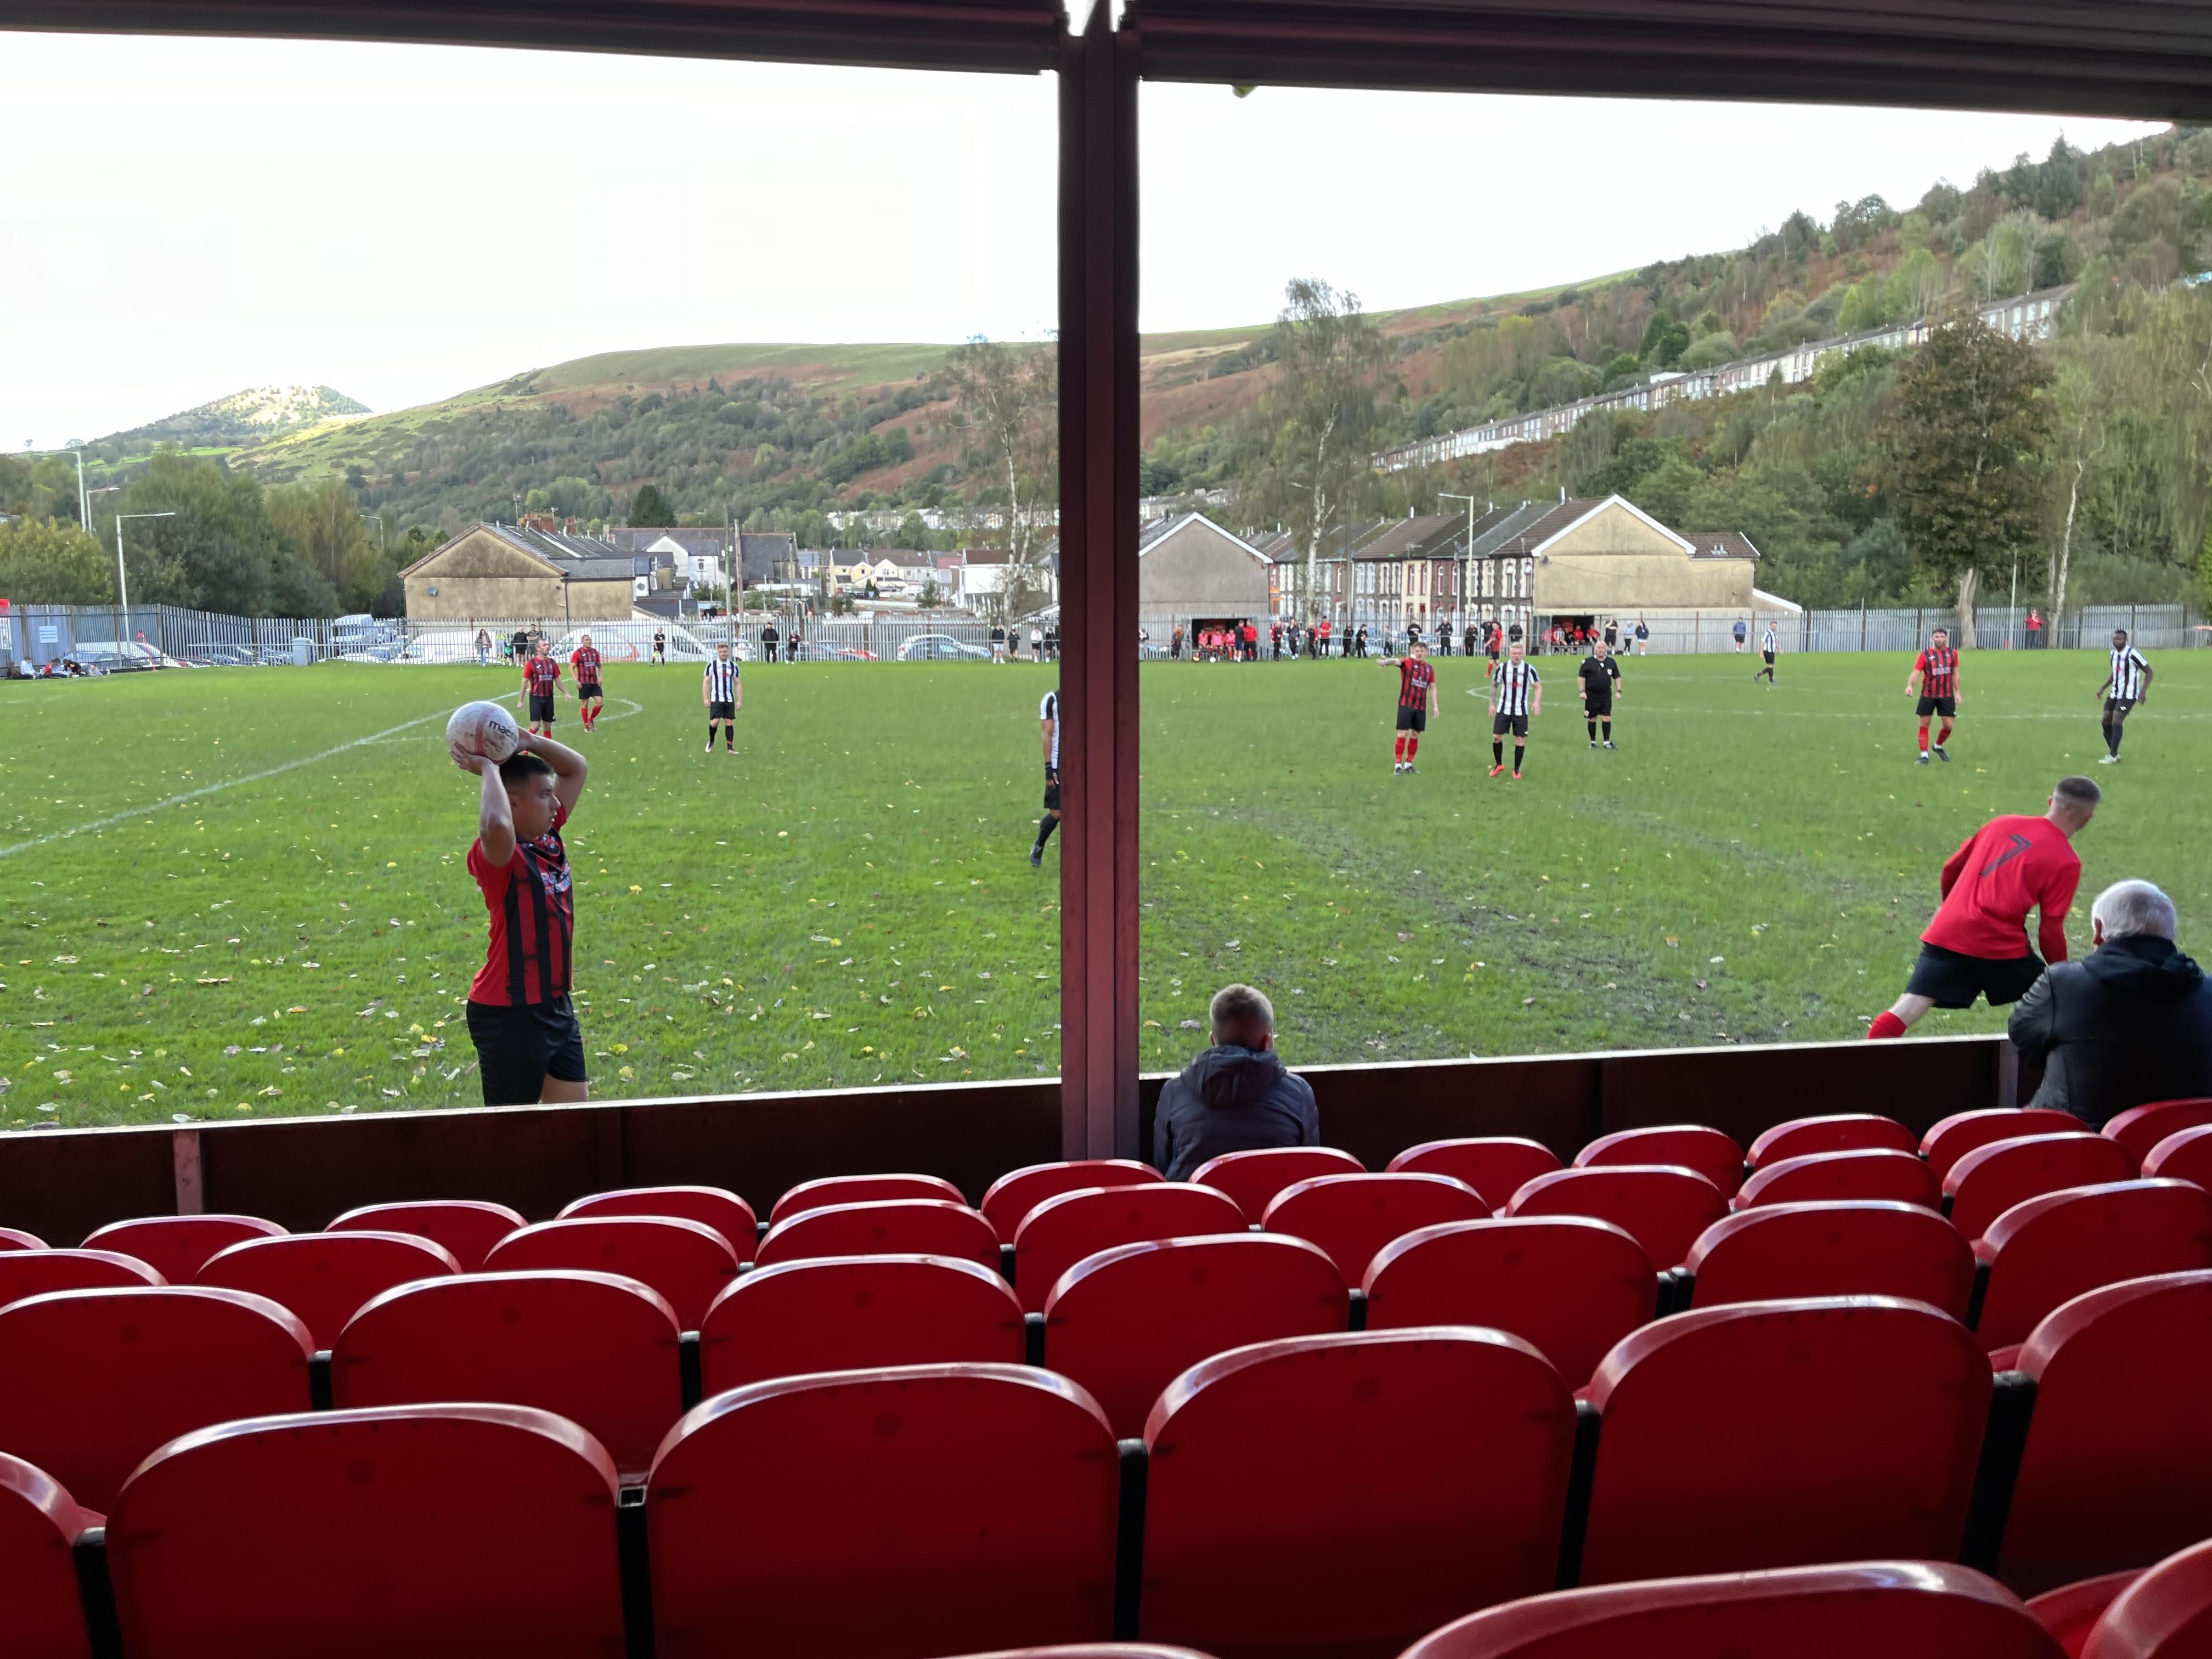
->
xmin=445 ymin=699 xmax=522 ymax=764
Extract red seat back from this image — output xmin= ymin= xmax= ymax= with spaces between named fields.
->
xmin=980 ymin=1160 xmax=1163 ymax=1244
xmin=0 ymin=1286 xmax=312 ymax=1511
xmin=558 ymin=1185 xmax=755 ymax=1249
xmin=328 ymin=1200 xmax=525 ymax=1272
xmin=331 ymin=1269 xmax=684 ymax=1484
xmin=1748 ymin=1114 xmax=1915 ymax=1168
xmin=1505 ymin=1166 xmax=1726 ymax=1268
xmin=1976 ymin=1182 xmax=2212 ymax=1351
xmin=1924 ymin=1108 xmax=2087 ymax=1182
xmin=1043 ymin=1235 xmax=1347 ymax=1436
xmin=1401 ymin=1561 xmax=2066 ymax=1658
xmin=769 ymin=1173 xmax=967 ymax=1225
xmin=648 ymin=1365 xmax=1121 ymax=1659
xmin=108 ymin=1404 xmax=627 ymax=1658
xmin=2142 ymin=1125 xmax=2212 ymax=1189
xmin=1139 ymin=1329 xmax=1577 ymax=1655
xmin=2103 ymin=1099 xmax=2212 ymax=1169
xmin=1190 ymin=1147 xmax=1364 ymax=1223
xmin=0 ymin=1249 xmax=164 ymax=1303
xmin=2028 ymin=1571 xmax=2140 ymax=1659
xmin=197 ymin=1231 xmax=460 ymax=1349
xmin=79 ymin=1215 xmax=285 ymax=1283
xmin=2085 ymin=1537 xmax=2212 ymax=1659
xmin=1261 ymin=1172 xmax=1491 ymax=1285
xmin=1579 ymin=1297 xmax=1993 ymax=1584
xmin=1946 ymin=1135 xmax=2140 ymax=1242
xmin=1015 ymin=1184 xmax=1246 ymax=1313
xmin=1386 ymin=1138 xmax=1563 ymax=1210
xmin=1577 ymin=1125 xmax=1745 ymax=1197
xmin=487 ymin=1217 xmax=741 ymax=1329
xmin=1684 ymin=1201 xmax=1976 ymax=1319
xmin=1734 ymin=1149 xmax=1943 ymax=1211
xmin=699 ymin=1255 xmax=1024 ymax=1395
xmin=1364 ymin=1217 xmax=1656 ymax=1387
xmin=754 ymin=1199 xmax=999 ymax=1273
xmin=0 ymin=1450 xmax=93 ymax=1659
xmin=0 ymin=1228 xmax=48 ymax=1252
xmin=1999 ymin=1270 xmax=2212 ymax=1596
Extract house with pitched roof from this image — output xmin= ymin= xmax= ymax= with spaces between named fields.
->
xmin=399 ymin=522 xmax=639 ymax=622
xmin=1137 ymin=512 xmax=1274 ymax=637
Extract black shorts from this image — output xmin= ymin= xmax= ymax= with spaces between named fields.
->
xmin=1905 ymin=943 xmax=2045 ymax=1010
xmin=1492 ymin=711 xmax=1529 ymax=738
xmin=1916 ymin=695 xmax=1956 ymax=719
xmin=2105 ymin=698 xmax=2136 ymax=720
xmin=1395 ymin=706 xmax=1427 ymax=733
xmin=1043 ymin=767 xmax=1062 ymax=812
xmin=1762 ymin=650 xmax=1776 ymax=666
xmin=708 ymin=699 xmax=735 ymax=720
xmin=466 ymin=996 xmax=586 ymax=1106
xmin=577 ymin=682 xmax=603 ymax=702
xmin=529 ymin=695 xmax=556 ymax=723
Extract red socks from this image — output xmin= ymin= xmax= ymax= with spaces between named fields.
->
xmin=1393 ymin=735 xmax=1406 ymax=763
xmin=1405 ymin=736 xmax=1419 ymax=760
xmin=1867 ymin=1011 xmax=1908 ymax=1040
xmin=1917 ymin=724 xmax=1929 ymax=752
xmin=1937 ymin=721 xmax=1954 ymax=745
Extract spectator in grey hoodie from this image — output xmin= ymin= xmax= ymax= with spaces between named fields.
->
xmin=1153 ymin=984 xmax=1320 ymax=1180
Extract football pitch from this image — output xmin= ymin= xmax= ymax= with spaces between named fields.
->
xmin=1 ymin=648 xmax=2206 ymax=1131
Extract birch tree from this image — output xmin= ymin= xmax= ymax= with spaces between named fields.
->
xmin=945 ymin=338 xmax=1058 ymax=620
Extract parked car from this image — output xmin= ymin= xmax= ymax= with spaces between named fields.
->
xmin=68 ymin=640 xmax=174 ymax=672
xmin=897 ymin=634 xmax=992 ymax=661
xmin=792 ymin=642 xmax=878 ymax=662
xmin=183 ymin=644 xmax=264 ymax=667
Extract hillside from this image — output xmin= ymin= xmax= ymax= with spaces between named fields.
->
xmin=99 ymin=385 xmax=369 ymax=453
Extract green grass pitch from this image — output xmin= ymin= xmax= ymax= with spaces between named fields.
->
xmin=1 ymin=649 xmax=2205 ymax=1130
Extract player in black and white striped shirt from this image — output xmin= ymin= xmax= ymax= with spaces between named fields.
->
xmin=1485 ymin=643 xmax=1542 ymax=780
xmin=2095 ymin=629 xmax=2154 ymax=765
xmin=1032 ymin=688 xmax=1061 ymax=867
xmin=701 ymin=643 xmax=741 ymax=754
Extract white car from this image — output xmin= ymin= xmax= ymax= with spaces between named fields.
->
xmin=897 ymin=634 xmax=992 ymax=661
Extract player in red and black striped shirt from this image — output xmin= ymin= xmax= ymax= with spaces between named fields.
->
xmin=1385 ymin=640 xmax=1438 ymax=774
xmin=454 ymin=727 xmax=589 ymax=1104
xmin=518 ymin=641 xmax=563 ymax=737
xmin=1906 ymin=626 xmax=1961 ymax=765
xmin=569 ymin=633 xmax=605 ymax=732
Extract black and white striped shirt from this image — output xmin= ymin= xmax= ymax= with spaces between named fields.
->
xmin=703 ymin=657 xmax=738 ymax=702
xmin=1492 ymin=659 xmax=1540 ymax=716
xmin=1761 ymin=626 xmax=1778 ymax=654
xmin=1040 ymin=691 xmax=1060 ymax=768
xmin=2110 ymin=646 xmax=2149 ymax=701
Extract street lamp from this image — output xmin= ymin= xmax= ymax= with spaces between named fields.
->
xmin=114 ymin=512 xmax=174 ymax=614
xmin=1440 ymin=492 xmax=1480 ymax=643
xmin=21 ymin=442 xmax=91 ymax=529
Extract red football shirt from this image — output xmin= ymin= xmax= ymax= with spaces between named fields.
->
xmin=1397 ymin=657 xmax=1436 ymax=708
xmin=1915 ymin=646 xmax=1959 ymax=699
xmin=1921 ymin=814 xmax=2079 ymax=964
xmin=569 ymin=645 xmax=602 ymax=684
xmin=468 ymin=801 xmax=575 ymax=1006
xmin=522 ymin=656 xmax=562 ymax=697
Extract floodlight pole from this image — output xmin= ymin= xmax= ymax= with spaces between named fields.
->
xmin=1440 ymin=491 xmax=1478 ymax=642
xmin=113 ymin=512 xmax=174 ymax=617
xmin=22 ymin=443 xmax=91 ymax=531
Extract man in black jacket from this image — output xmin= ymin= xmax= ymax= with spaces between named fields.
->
xmin=2009 ymin=879 xmax=2212 ymax=1130
xmin=1153 ymin=984 xmax=1320 ymax=1180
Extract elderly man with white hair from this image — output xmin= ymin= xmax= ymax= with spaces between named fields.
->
xmin=2008 ymin=879 xmax=2212 ymax=1130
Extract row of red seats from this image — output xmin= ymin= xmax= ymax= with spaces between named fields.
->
xmin=10 ymin=1275 xmax=2212 ymax=1658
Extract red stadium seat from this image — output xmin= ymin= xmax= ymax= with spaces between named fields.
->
xmin=1386 ymin=1137 xmax=1563 ymax=1210
xmin=2142 ymin=1125 xmax=2212 ymax=1188
xmin=1190 ymin=1147 xmax=1364 ymax=1223
xmin=107 ymin=1404 xmax=628 ymax=1658
xmin=753 ymin=1198 xmax=999 ymax=1273
xmin=1139 ymin=1329 xmax=1577 ymax=1656
xmin=197 ymin=1230 xmax=460 ymax=1348
xmin=0 ymin=1228 xmax=47 ymax=1252
xmin=1261 ymin=1172 xmax=1491 ymax=1285
xmin=1733 ymin=1149 xmax=1943 ymax=1211
xmin=1925 ymin=1108 xmax=2088 ymax=1182
xmin=0 ymin=1286 xmax=312 ymax=1511
xmin=80 ymin=1214 xmax=285 ymax=1283
xmin=1578 ymin=1297 xmax=1993 ymax=1584
xmin=1504 ymin=1165 xmax=1726 ymax=1268
xmin=699 ymin=1255 xmax=1024 ymax=1394
xmin=1748 ymin=1114 xmax=1916 ymax=1169
xmin=328 ymin=1200 xmax=525 ymax=1272
xmin=648 ymin=1365 xmax=1121 ymax=1659
xmin=1682 ymin=1201 xmax=1976 ymax=1319
xmin=981 ymin=1160 xmax=1163 ymax=1244
xmin=1363 ymin=1217 xmax=1656 ymax=1389
xmin=487 ymin=1216 xmax=740 ymax=1329
xmin=1974 ymin=1182 xmax=2212 ymax=1352
xmin=2082 ymin=1538 xmax=2212 ymax=1658
xmin=2029 ymin=1572 xmax=2140 ymax=1659
xmin=559 ymin=1184 xmax=755 ymax=1249
xmin=0 ymin=1248 xmax=164 ymax=1304
xmin=331 ymin=1269 xmax=684 ymax=1483
xmin=1043 ymin=1234 xmax=1347 ymax=1436
xmin=1995 ymin=1271 xmax=2212 ymax=1597
xmin=2103 ymin=1099 xmax=2212 ymax=1169
xmin=769 ymin=1173 xmax=967 ymax=1224
xmin=1 ymin=1451 xmax=93 ymax=1659
xmin=1401 ymin=1561 xmax=2067 ymax=1659
xmin=1015 ymin=1184 xmax=1248 ymax=1313
xmin=1946 ymin=1135 xmax=2140 ymax=1242
xmin=1577 ymin=1125 xmax=1745 ymax=1198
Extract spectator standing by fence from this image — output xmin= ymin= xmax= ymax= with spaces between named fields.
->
xmin=2025 ymin=608 xmax=2044 ymax=649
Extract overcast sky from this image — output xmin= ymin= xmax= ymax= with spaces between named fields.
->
xmin=1 ymin=29 xmax=2162 ymax=448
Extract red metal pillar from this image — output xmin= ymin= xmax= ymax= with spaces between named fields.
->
xmin=1056 ymin=5 xmax=1141 ymax=1159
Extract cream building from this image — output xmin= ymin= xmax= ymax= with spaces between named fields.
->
xmin=400 ymin=523 xmax=639 ymax=622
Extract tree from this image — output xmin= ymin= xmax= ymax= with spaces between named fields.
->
xmin=1884 ymin=311 xmax=2056 ymax=643
xmin=945 ymin=337 xmax=1058 ymax=618
xmin=0 ymin=518 xmax=115 ymax=603
xmin=629 ymin=483 xmax=675 ymax=526
xmin=267 ymin=477 xmax=380 ymax=610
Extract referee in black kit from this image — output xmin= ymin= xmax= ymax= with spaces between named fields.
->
xmin=1578 ymin=635 xmax=1622 ymax=749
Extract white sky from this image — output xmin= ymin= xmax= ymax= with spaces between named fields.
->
xmin=0 ymin=29 xmax=2161 ymax=448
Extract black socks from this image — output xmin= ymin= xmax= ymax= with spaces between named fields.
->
xmin=1601 ymin=719 xmax=1612 ymax=741
xmin=1492 ymin=739 xmax=1504 ymax=765
xmin=1514 ymin=743 xmax=1526 ymax=771
xmin=1034 ymin=814 xmax=1060 ymax=852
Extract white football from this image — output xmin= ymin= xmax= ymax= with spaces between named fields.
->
xmin=446 ymin=699 xmax=522 ymax=764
